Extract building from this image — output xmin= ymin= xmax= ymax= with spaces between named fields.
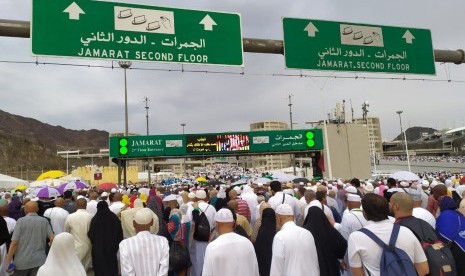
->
xmin=353 ymin=116 xmax=383 ymax=160
xmin=245 ymin=121 xmax=292 ymax=170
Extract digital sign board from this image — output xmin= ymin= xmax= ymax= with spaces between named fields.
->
xmin=186 ymin=134 xmax=250 ymax=153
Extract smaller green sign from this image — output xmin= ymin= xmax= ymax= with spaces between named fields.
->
xmin=109 ymin=129 xmax=324 ymax=158
xmin=283 ymin=18 xmax=435 ymax=75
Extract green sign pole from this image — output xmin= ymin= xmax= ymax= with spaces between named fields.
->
xmin=283 ymin=18 xmax=435 ymax=75
xmin=32 ymin=0 xmax=243 ymax=66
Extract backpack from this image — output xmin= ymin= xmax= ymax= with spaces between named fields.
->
xmin=359 ymin=224 xmax=417 ymax=276
xmin=400 ymin=219 xmax=457 ymax=276
xmin=193 ymin=205 xmax=211 ymax=242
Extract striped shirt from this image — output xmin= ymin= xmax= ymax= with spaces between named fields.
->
xmin=236 ymin=199 xmax=251 ymax=222
xmin=119 ymin=231 xmax=169 ymax=276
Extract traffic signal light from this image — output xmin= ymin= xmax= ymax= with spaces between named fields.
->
xmin=119 ymin=138 xmax=129 ymax=155
xmin=306 ymin=131 xmax=315 ymax=148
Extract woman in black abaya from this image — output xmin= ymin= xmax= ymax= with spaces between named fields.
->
xmin=303 ymin=206 xmax=347 ymax=276
xmin=88 ymin=201 xmax=123 ymax=276
xmin=254 ymin=208 xmax=277 ymax=276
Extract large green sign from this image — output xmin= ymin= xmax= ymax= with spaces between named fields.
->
xmin=109 ymin=129 xmax=324 ymax=158
xmin=283 ymin=18 xmax=435 ymax=75
xmin=32 ymin=0 xmax=243 ymax=66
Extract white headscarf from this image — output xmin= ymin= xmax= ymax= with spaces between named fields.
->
xmin=37 ymin=232 xmax=86 ymax=276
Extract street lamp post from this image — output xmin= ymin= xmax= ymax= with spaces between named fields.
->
xmin=181 ymin=123 xmax=186 ymax=176
xmin=118 ymin=61 xmax=132 ymax=186
xmin=396 ymin=111 xmax=411 ymax=171
xmin=144 ymin=97 xmax=151 ymax=185
xmin=288 ymin=95 xmax=297 ymax=176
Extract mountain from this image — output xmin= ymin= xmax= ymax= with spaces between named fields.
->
xmin=393 ymin=127 xmax=437 ymax=142
xmin=0 ymin=109 xmax=109 ymax=180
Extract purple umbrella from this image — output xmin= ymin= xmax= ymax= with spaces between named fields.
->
xmin=58 ymin=180 xmax=89 ymax=193
xmin=30 ymin=186 xmax=62 ymax=198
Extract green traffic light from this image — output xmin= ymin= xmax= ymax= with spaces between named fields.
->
xmin=119 ymin=138 xmax=129 ymax=155
xmin=119 ymin=138 xmax=128 ymax=147
xmin=306 ymin=131 xmax=315 ymax=148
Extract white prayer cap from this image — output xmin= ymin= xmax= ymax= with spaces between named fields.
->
xmin=347 ymin=194 xmax=361 ymax=202
xmin=445 ymin=179 xmax=453 ymax=188
xmin=77 ymin=195 xmax=85 ymax=200
xmin=195 ymin=190 xmax=207 ymax=199
xmin=364 ymin=183 xmax=374 ymax=193
xmin=233 ymin=186 xmax=242 ymax=195
xmin=134 ymin=208 xmax=154 ymax=225
xmin=337 ymin=180 xmax=344 ymax=186
xmin=430 ymin=180 xmax=438 ymax=189
xmin=283 ymin=189 xmax=294 ymax=196
xmin=215 ymin=208 xmax=234 ymax=223
xmin=162 ymin=194 xmax=178 ymax=202
xmin=299 ymin=182 xmax=304 ymax=186
xmin=399 ymin=181 xmax=409 ymax=188
xmin=421 ymin=180 xmax=430 ymax=188
xmin=276 ymin=204 xmax=294 ymax=216
xmin=257 ymin=183 xmax=263 ymax=187
xmin=345 ymin=186 xmax=357 ymax=194
xmin=327 ymin=184 xmax=333 ymax=189
xmin=111 ymin=188 xmax=117 ymax=193
xmin=188 ymin=192 xmax=196 ymax=199
xmin=101 ymin=192 xmax=109 ymax=197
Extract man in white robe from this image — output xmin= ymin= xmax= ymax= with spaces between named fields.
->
xmin=121 ymin=199 xmax=159 ymax=238
xmin=240 ymin=185 xmax=259 ymax=225
xmin=270 ymin=204 xmax=319 ymax=276
xmin=186 ymin=190 xmax=216 ymax=276
xmin=86 ymin=191 xmax=99 ymax=216
xmin=202 ymin=209 xmax=259 ymax=276
xmin=43 ymin=198 xmax=69 ymax=234
xmin=64 ymin=198 xmax=93 ymax=271
xmin=109 ymin=193 xmax=125 ymax=217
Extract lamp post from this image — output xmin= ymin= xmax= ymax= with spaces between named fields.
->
xmin=118 ymin=61 xmax=132 ymax=186
xmin=181 ymin=123 xmax=186 ymax=176
xmin=144 ymin=97 xmax=151 ymax=185
xmin=396 ymin=111 xmax=411 ymax=171
xmin=288 ymin=95 xmax=297 ymax=176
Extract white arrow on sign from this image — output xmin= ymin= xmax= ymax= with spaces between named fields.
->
xmin=304 ymin=22 xmax=319 ymax=37
xmin=200 ymin=15 xmax=217 ymax=31
xmin=63 ymin=2 xmax=85 ymax=20
xmin=402 ymin=30 xmax=415 ymax=44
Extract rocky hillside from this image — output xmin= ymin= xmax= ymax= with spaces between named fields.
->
xmin=0 ymin=110 xmax=109 ymax=180
xmin=393 ymin=126 xmax=437 ymax=142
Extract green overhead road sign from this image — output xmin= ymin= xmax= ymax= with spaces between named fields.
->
xmin=32 ymin=0 xmax=243 ymax=66
xmin=283 ymin=18 xmax=435 ymax=75
xmin=109 ymin=129 xmax=324 ymax=158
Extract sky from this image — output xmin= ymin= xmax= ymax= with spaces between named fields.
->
xmin=1 ymin=0 xmax=465 ymax=142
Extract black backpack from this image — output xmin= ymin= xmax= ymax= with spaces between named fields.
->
xmin=193 ymin=205 xmax=211 ymax=242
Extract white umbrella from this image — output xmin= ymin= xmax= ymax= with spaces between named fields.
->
xmin=29 ymin=186 xmax=62 ymax=198
xmin=29 ymin=179 xmax=67 ymax=188
xmin=389 ymin=171 xmax=420 ymax=181
xmin=272 ymin=172 xmax=297 ymax=182
xmin=252 ymin=177 xmax=272 ymax=185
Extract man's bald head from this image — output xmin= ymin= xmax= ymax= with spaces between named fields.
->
xmin=76 ymin=198 xmax=87 ymax=209
xmin=25 ymin=201 xmax=39 ymax=214
xmin=114 ymin=193 xmax=123 ymax=202
xmin=54 ymin=198 xmax=65 ymax=208
xmin=228 ymin=189 xmax=237 ymax=199
xmin=0 ymin=202 xmax=8 ymax=216
xmin=227 ymin=200 xmax=238 ymax=212
xmin=390 ymin=192 xmax=414 ymax=214
xmin=89 ymin=191 xmax=98 ymax=200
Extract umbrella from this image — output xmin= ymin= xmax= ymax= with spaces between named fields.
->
xmin=15 ymin=185 xmax=28 ymax=191
xmin=36 ymin=170 xmax=66 ymax=181
xmin=389 ymin=171 xmax=420 ymax=181
xmin=29 ymin=179 xmax=67 ymax=188
xmin=252 ymin=177 xmax=271 ymax=185
xmin=98 ymin=182 xmax=117 ymax=190
xmin=272 ymin=173 xmax=297 ymax=182
xmin=231 ymin=178 xmax=248 ymax=187
xmin=195 ymin=177 xmax=207 ymax=183
xmin=30 ymin=186 xmax=62 ymax=198
xmin=293 ymin=177 xmax=311 ymax=184
xmin=207 ymin=180 xmax=225 ymax=186
xmin=57 ymin=180 xmax=89 ymax=193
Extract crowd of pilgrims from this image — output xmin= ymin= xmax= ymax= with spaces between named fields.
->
xmin=0 ymin=173 xmax=463 ymax=276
